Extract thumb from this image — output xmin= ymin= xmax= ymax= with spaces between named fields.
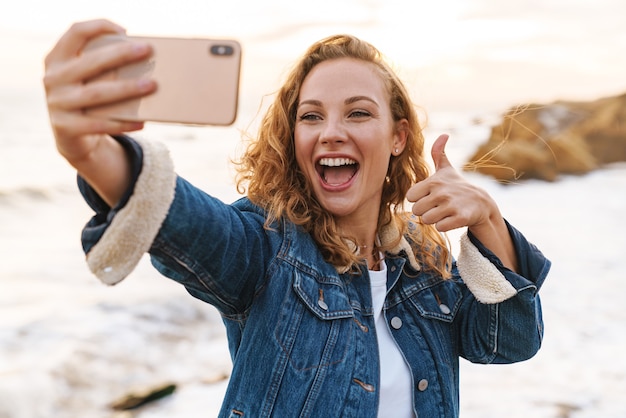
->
xmin=431 ymin=134 xmax=452 ymax=171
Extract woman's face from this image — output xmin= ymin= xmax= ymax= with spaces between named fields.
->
xmin=294 ymin=57 xmax=406 ymax=226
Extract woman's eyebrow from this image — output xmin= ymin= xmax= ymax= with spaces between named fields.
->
xmin=345 ymin=96 xmax=378 ymax=106
xmin=298 ymin=96 xmax=379 ymax=108
xmin=298 ymin=99 xmax=323 ymax=108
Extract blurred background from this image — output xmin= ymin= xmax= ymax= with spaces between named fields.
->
xmin=1 ymin=1 xmax=625 ymax=417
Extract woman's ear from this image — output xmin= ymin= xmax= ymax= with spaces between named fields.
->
xmin=392 ymin=119 xmax=409 ymax=155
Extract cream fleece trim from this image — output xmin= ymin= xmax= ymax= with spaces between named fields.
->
xmin=339 ymin=222 xmax=421 ymax=274
xmin=86 ymin=138 xmax=176 ymax=285
xmin=380 ymin=222 xmax=421 ymax=271
xmin=457 ymin=232 xmax=517 ymax=304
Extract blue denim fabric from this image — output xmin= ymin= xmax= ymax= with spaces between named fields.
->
xmin=79 ymin=135 xmax=550 ymax=418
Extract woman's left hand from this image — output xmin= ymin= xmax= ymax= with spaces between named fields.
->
xmin=406 ymin=134 xmax=496 ymax=233
xmin=406 ymin=134 xmax=518 ymax=271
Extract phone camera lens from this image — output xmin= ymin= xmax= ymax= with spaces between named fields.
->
xmin=210 ymin=45 xmax=234 ymax=56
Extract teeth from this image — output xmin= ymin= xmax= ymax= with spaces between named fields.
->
xmin=319 ymin=157 xmax=357 ymax=167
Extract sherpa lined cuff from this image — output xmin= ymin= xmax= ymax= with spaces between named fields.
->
xmin=84 ymin=137 xmax=176 ymax=285
xmin=457 ymin=232 xmax=517 ymax=304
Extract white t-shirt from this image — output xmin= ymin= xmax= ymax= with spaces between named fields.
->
xmin=369 ymin=261 xmax=415 ymax=418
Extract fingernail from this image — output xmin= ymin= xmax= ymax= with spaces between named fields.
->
xmin=137 ymin=78 xmax=154 ymax=91
xmin=132 ymin=42 xmax=150 ymax=55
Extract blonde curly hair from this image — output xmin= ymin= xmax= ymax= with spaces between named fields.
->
xmin=236 ymin=34 xmax=451 ymax=277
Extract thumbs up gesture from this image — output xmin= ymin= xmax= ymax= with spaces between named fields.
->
xmin=406 ymin=134 xmax=494 ymax=232
xmin=407 ymin=134 xmax=519 ymax=271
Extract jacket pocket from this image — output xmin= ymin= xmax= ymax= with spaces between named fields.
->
xmin=408 ymin=280 xmax=462 ymax=322
xmin=273 ymin=269 xmax=354 ymax=371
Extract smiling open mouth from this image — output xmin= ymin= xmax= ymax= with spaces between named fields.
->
xmin=317 ymin=157 xmax=359 ymax=186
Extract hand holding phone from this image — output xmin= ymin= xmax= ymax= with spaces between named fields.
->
xmin=84 ymin=34 xmax=242 ymax=126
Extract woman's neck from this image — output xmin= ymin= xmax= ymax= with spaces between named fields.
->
xmin=335 ymin=209 xmax=382 ymax=269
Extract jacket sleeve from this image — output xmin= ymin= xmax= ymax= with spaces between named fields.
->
xmin=456 ymin=221 xmax=550 ymax=304
xmin=79 ymin=135 xmax=176 ymax=285
xmin=78 ymin=135 xmax=273 ymax=315
xmin=454 ymin=222 xmax=551 ymax=363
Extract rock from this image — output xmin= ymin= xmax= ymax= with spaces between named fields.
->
xmin=465 ymin=93 xmax=626 ymax=182
xmin=109 ymin=382 xmax=177 ymax=411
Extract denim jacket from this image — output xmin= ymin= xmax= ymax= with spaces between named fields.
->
xmin=79 ymin=136 xmax=550 ymax=418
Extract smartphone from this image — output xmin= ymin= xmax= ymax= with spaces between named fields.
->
xmin=83 ymin=34 xmax=242 ymax=126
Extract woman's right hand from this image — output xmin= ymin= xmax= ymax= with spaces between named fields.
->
xmin=43 ymin=19 xmax=157 ymax=205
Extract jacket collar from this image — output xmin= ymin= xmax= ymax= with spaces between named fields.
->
xmin=339 ymin=222 xmax=421 ymax=274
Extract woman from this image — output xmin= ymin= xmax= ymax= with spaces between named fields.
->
xmin=44 ymin=19 xmax=550 ymax=418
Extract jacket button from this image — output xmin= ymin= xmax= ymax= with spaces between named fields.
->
xmin=318 ymin=299 xmax=328 ymax=311
xmin=390 ymin=317 xmax=403 ymax=329
xmin=439 ymin=304 xmax=451 ymax=314
xmin=417 ymin=379 xmax=429 ymax=391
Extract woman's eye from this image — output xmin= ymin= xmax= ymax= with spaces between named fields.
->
xmin=350 ymin=110 xmax=371 ymax=118
xmin=299 ymin=113 xmax=321 ymax=121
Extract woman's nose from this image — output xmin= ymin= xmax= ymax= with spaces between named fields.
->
xmin=319 ymin=118 xmax=347 ymax=145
